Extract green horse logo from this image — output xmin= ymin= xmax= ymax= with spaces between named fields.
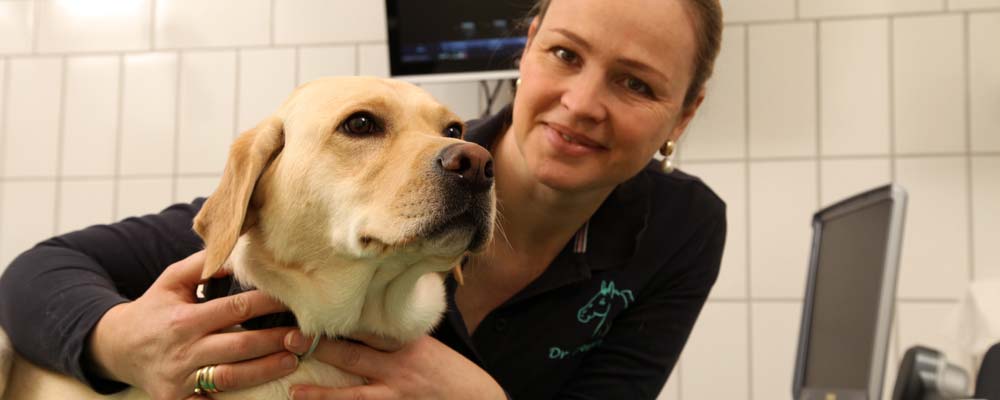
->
xmin=577 ymin=280 xmax=635 ymax=337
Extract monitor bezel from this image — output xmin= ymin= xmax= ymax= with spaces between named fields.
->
xmin=793 ymin=184 xmax=908 ymax=400
xmin=385 ymin=0 xmax=527 ymax=83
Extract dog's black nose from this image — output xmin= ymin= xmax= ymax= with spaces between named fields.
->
xmin=436 ymin=143 xmax=494 ymax=192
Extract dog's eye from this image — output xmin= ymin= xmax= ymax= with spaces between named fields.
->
xmin=444 ymin=123 xmax=463 ymax=139
xmin=342 ymin=112 xmax=381 ymax=135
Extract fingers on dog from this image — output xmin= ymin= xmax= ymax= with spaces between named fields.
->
xmin=188 ymin=352 xmax=299 ymax=394
xmin=193 ymin=328 xmax=295 ymax=366
xmin=198 ymin=290 xmax=288 ymax=331
xmin=311 ymin=338 xmax=385 ymax=377
xmin=158 ymin=251 xmax=208 ymax=290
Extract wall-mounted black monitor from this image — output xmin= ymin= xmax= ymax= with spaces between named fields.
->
xmin=385 ymin=0 xmax=534 ymax=83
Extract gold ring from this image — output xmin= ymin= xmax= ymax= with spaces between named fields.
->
xmin=194 ymin=364 xmax=221 ymax=394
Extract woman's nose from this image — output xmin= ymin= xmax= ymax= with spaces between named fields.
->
xmin=560 ymin=72 xmax=608 ymax=123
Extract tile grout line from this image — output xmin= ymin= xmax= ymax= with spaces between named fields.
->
xmin=0 ymin=58 xmax=9 ymax=262
xmin=53 ymin=56 xmax=67 ymax=234
xmin=171 ymin=51 xmax=182 ymax=208
xmin=887 ymin=15 xmax=903 ymax=372
xmin=233 ymin=50 xmax=241 ymax=143
xmin=888 ymin=17 xmax=897 ymax=184
xmin=0 ymin=40 xmax=392 ymax=59
xmin=743 ymin=23 xmax=754 ymax=400
xmin=149 ymin=0 xmax=156 ymax=51
xmin=680 ymin=151 xmax=1000 ymax=164
xmin=722 ymin=7 xmax=1000 ymax=26
xmin=31 ymin=0 xmax=39 ymax=54
xmin=963 ymin=12 xmax=975 ymax=283
xmin=112 ymin=54 xmax=126 ymax=222
xmin=815 ymin=20 xmax=823 ymax=208
xmin=269 ymin=0 xmax=276 ymax=47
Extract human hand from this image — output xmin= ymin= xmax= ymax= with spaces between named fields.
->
xmin=87 ymin=251 xmax=300 ymax=400
xmin=283 ymin=330 xmax=507 ymax=400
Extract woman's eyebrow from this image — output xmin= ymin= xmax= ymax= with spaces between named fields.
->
xmin=550 ymin=28 xmax=592 ymax=52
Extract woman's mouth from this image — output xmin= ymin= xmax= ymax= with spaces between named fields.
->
xmin=544 ymin=124 xmax=607 ymax=155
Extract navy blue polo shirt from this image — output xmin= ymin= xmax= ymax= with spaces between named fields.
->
xmin=0 ymin=105 xmax=726 ymax=400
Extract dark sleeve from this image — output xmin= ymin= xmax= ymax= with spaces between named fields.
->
xmin=553 ymin=208 xmax=727 ymax=400
xmin=0 ymin=199 xmax=206 ymax=394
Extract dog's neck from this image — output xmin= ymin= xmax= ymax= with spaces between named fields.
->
xmin=226 ymin=234 xmax=452 ymax=343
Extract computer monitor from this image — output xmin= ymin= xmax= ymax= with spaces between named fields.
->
xmin=793 ymin=184 xmax=908 ymax=400
xmin=385 ymin=0 xmax=533 ymax=83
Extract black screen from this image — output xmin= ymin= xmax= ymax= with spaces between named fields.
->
xmin=803 ymin=200 xmax=892 ymax=389
xmin=386 ymin=0 xmax=534 ymax=76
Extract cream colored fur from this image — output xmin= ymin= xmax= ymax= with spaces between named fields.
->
xmin=0 ymin=76 xmax=494 ymax=400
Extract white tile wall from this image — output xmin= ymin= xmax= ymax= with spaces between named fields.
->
xmin=298 ymin=46 xmax=356 ymax=85
xmin=175 ymin=176 xmax=218 ymax=203
xmin=895 ymin=157 xmax=969 ymax=300
xmin=155 ymin=0 xmax=270 ymax=49
xmin=970 ymin=13 xmax=1000 ymax=152
xmin=1 ymin=3 xmax=998 ymax=399
xmin=62 ymin=56 xmax=119 ymax=177
xmin=116 ymin=177 xmax=172 ymax=220
xmin=58 ymin=179 xmax=114 ymax=232
xmin=820 ymin=158 xmax=892 ymax=207
xmin=119 ymin=52 xmax=177 ymax=176
xmin=819 ymin=19 xmax=891 ymax=157
xmin=897 ymin=302 xmax=973 ymax=372
xmin=3 ymin=57 xmax=62 ymax=178
xmin=0 ymin=0 xmax=33 ymax=54
xmin=972 ymin=157 xmax=1000 ymax=280
xmin=751 ymin=302 xmax=802 ymax=400
xmin=800 ymin=0 xmax=945 ymax=18
xmin=0 ymin=181 xmax=56 ymax=269
xmin=750 ymin=161 xmax=817 ymax=299
xmin=682 ymin=162 xmax=747 ymax=299
xmin=719 ymin=0 xmax=796 ymax=23
xmin=177 ymin=51 xmax=235 ymax=174
xmin=748 ymin=22 xmax=816 ymax=159
xmin=420 ymin=82 xmax=482 ymax=122
xmin=950 ymin=0 xmax=1000 ymax=9
xmin=682 ymin=26 xmax=746 ymax=161
xmin=274 ymin=0 xmax=386 ymax=45
xmin=238 ymin=48 xmax=296 ymax=133
xmin=36 ymin=0 xmax=151 ymax=53
xmin=358 ymin=43 xmax=390 ymax=78
xmin=681 ymin=302 xmax=750 ymax=399
xmin=893 ymin=15 xmax=966 ymax=155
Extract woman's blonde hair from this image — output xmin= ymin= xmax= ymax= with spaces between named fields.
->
xmin=525 ymin=0 xmax=722 ymax=108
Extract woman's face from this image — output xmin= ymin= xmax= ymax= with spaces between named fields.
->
xmin=509 ymin=0 xmax=702 ymax=193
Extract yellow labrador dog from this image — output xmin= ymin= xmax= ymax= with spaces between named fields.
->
xmin=0 ymin=76 xmax=495 ymax=399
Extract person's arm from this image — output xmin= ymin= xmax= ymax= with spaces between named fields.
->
xmin=0 ymin=199 xmax=300 ymax=399
xmin=0 ymin=200 xmax=207 ymax=393
xmin=553 ymin=210 xmax=727 ymax=400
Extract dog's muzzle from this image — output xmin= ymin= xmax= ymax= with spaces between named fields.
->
xmin=435 ymin=143 xmax=494 ymax=193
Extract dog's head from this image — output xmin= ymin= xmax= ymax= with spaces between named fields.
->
xmin=192 ymin=77 xmax=495 ymax=301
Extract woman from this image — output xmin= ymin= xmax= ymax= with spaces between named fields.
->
xmin=0 ymin=0 xmax=725 ymax=399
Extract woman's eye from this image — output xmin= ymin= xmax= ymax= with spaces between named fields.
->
xmin=444 ymin=123 xmax=463 ymax=139
xmin=342 ymin=112 xmax=381 ymax=135
xmin=553 ymin=47 xmax=578 ymax=64
xmin=624 ymin=77 xmax=654 ymax=97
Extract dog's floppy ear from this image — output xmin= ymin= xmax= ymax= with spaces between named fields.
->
xmin=194 ymin=117 xmax=284 ymax=280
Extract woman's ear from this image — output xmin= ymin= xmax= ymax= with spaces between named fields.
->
xmin=523 ymin=17 xmax=541 ymax=60
xmin=193 ymin=117 xmax=284 ymax=280
xmin=668 ymin=87 xmax=706 ymax=143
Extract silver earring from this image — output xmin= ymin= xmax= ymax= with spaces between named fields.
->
xmin=516 ymin=78 xmax=521 ymax=87
xmin=660 ymin=140 xmax=676 ymax=173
